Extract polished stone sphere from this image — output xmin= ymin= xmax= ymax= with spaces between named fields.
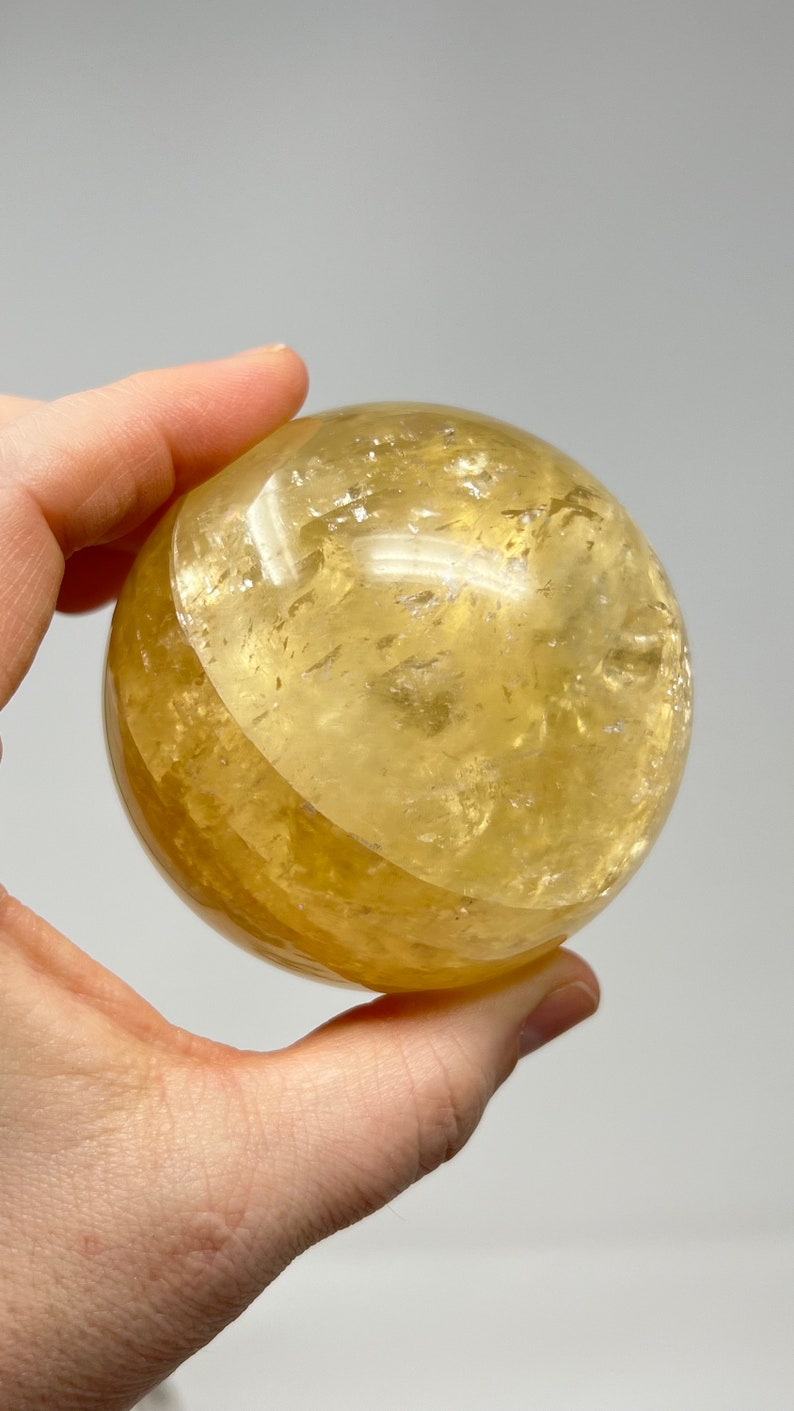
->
xmin=104 ymin=404 xmax=692 ymax=991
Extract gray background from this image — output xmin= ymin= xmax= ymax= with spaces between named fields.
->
xmin=1 ymin=2 xmax=792 ymax=1407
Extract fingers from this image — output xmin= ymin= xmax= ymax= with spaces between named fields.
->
xmin=0 ymin=346 xmax=308 ymax=707
xmin=0 ymin=347 xmax=307 ymax=552
xmin=0 ymin=395 xmax=45 ymax=427
xmin=241 ymin=948 xmax=599 ymax=1267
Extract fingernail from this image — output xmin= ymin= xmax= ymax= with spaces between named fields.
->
xmin=232 ymin=343 xmax=287 ymax=358
xmin=518 ymin=981 xmax=599 ymax=1057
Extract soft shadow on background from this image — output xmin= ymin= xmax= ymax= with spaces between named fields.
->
xmin=1 ymin=3 xmax=792 ymax=1408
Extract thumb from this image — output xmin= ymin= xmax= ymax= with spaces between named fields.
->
xmin=244 ymin=947 xmax=598 ymax=1258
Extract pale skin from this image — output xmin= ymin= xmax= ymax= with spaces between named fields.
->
xmin=0 ymin=347 xmax=600 ymax=1410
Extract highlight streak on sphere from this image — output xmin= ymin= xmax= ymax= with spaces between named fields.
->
xmin=105 ymin=404 xmax=692 ymax=991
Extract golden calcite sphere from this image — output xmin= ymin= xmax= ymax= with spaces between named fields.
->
xmin=105 ymin=404 xmax=692 ymax=992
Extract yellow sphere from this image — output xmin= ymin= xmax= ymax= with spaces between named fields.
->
xmin=105 ymin=404 xmax=692 ymax=991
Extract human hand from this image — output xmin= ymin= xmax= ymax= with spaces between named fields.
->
xmin=0 ymin=350 xmax=599 ymax=1410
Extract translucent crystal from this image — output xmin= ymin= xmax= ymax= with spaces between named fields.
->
xmin=104 ymin=404 xmax=692 ymax=991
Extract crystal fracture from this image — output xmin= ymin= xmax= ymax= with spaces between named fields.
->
xmin=105 ymin=404 xmax=692 ymax=990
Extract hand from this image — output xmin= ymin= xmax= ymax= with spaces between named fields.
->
xmin=0 ymin=350 xmax=599 ymax=1410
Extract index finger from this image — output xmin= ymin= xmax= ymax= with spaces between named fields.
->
xmin=0 ymin=345 xmax=308 ymax=709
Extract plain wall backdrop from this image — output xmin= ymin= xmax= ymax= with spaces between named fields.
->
xmin=1 ymin=2 xmax=792 ymax=1407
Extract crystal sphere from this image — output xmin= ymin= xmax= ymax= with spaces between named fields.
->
xmin=104 ymin=404 xmax=692 ymax=991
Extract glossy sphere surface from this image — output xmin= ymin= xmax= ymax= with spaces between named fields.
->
xmin=105 ymin=404 xmax=692 ymax=991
